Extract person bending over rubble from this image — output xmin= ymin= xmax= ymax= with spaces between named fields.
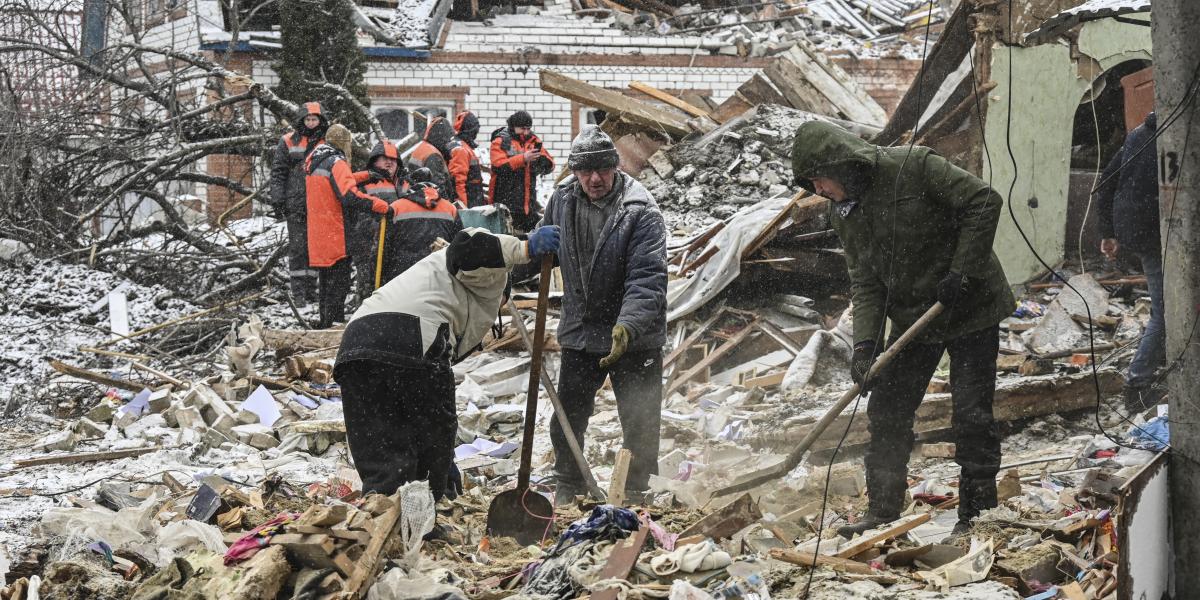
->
xmin=791 ymin=121 xmax=1015 ymax=537
xmin=538 ymin=126 xmax=668 ymax=506
xmin=347 ymin=140 xmax=406 ymax=301
xmin=333 ymin=227 xmax=560 ymax=501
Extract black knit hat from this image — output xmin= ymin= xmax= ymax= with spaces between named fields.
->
xmin=567 ymin=126 xmax=620 ymax=171
xmin=507 ymin=110 xmax=533 ymax=129
xmin=446 ymin=230 xmax=506 ymax=275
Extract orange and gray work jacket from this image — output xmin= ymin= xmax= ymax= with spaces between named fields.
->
xmin=447 ymin=136 xmax=484 ymax=208
xmin=405 ymin=116 xmax=455 ymax=197
xmin=488 ymin=127 xmax=555 ymax=218
xmin=304 ymin=143 xmax=389 ymax=268
xmin=382 ymin=184 xmax=464 ymax=281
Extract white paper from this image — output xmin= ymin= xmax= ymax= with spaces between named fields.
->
xmin=108 ymin=291 xmax=129 ymax=338
xmin=454 ymin=438 xmax=518 ymax=460
xmin=242 ymin=385 xmax=282 ymax=426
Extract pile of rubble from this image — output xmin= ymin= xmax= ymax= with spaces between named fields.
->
xmin=639 ymin=104 xmax=826 ymax=225
xmin=610 ymin=0 xmax=943 ymax=58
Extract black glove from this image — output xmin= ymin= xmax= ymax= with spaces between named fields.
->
xmin=445 ymin=463 xmax=463 ymax=500
xmin=851 ymin=341 xmax=878 ymax=391
xmin=936 ymin=271 xmax=969 ymax=308
xmin=271 ymin=204 xmax=286 ymax=221
xmin=385 ymin=205 xmax=395 ymax=221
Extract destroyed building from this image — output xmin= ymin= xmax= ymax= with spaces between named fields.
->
xmin=0 ymin=0 xmax=1177 ymax=599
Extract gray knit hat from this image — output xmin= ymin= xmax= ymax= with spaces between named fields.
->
xmin=568 ymin=126 xmax=620 ymax=171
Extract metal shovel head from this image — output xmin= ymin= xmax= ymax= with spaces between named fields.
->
xmin=486 ymin=487 xmax=555 ymax=547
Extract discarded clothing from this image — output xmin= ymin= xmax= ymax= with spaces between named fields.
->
xmin=223 ymin=512 xmax=299 ymax=566
xmin=650 ymin=541 xmax=732 ymax=575
xmin=1128 ymin=416 xmax=1169 ymax=451
xmin=549 ymin=505 xmax=639 ymax=555
xmin=523 ymin=540 xmax=613 ymax=599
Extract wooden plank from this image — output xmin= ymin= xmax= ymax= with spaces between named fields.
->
xmin=750 ymin=370 xmax=1123 ymax=457
xmin=666 ymin=321 xmax=757 ymax=397
xmin=834 ymin=513 xmax=930 ymax=558
xmin=14 ymin=446 xmax=163 ymax=469
xmin=744 ymin=371 xmax=785 ymax=389
xmin=607 ymin=449 xmax=633 ymax=506
xmin=540 ymin=70 xmax=691 ymax=138
xmin=768 ymin=548 xmax=876 ymax=575
xmin=678 ymin=492 xmax=762 ymax=541
xmin=742 ymin=192 xmax=825 ymax=259
xmin=629 ymin=81 xmax=710 ymax=118
xmin=754 ymin=320 xmax=805 ymax=355
xmin=592 ymin=516 xmax=652 ymax=600
xmin=779 ymin=45 xmax=887 ymax=126
xmin=664 ymin=309 xmax=728 ymax=370
xmin=344 ymin=491 xmax=403 ymax=599
xmin=261 ymin=329 xmax=343 ymax=354
xmin=764 ymin=57 xmax=839 ymax=116
xmin=48 ymin=360 xmax=147 ymax=392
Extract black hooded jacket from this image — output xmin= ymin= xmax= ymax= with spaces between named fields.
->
xmin=1095 ymin=112 xmax=1160 ymax=255
xmin=269 ymin=102 xmax=328 ymax=214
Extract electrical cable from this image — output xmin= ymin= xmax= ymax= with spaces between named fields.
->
xmin=801 ymin=3 xmax=936 ymax=597
xmin=999 ymin=0 xmax=1186 ymax=460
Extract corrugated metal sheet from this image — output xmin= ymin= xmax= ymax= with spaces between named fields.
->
xmin=1025 ymin=0 xmax=1150 ymax=44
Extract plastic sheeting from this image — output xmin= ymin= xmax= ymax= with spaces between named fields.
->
xmin=667 ymin=195 xmax=794 ymax=322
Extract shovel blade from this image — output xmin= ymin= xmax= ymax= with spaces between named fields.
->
xmin=486 ymin=488 xmax=555 ymax=547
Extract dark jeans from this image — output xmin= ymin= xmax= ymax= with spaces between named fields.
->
xmin=337 ymin=360 xmax=456 ymax=499
xmin=1128 ymin=250 xmax=1166 ymax=388
xmin=551 ymin=347 xmax=663 ymax=491
xmin=351 ymin=247 xmax=377 ymax=302
xmin=865 ymin=325 xmax=1001 ymax=521
xmin=286 ymin=213 xmax=318 ymax=301
xmin=317 ymin=258 xmax=352 ymax=329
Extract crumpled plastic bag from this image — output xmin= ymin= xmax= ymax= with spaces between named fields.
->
xmin=397 ymin=481 xmax=436 ymax=569
xmin=157 ymin=520 xmax=228 ymax=563
xmin=367 ymin=567 xmax=467 ymax=600
xmin=40 ymin=492 xmax=162 ymax=561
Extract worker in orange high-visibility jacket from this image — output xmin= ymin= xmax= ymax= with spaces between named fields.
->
xmin=349 ymin=140 xmax=405 ymax=300
xmin=406 ymin=116 xmax=455 ymax=198
xmin=268 ymin=101 xmax=326 ymax=304
xmin=304 ymin=124 xmax=390 ymax=328
xmin=488 ymin=111 xmax=554 ymax=232
xmin=448 ymin=111 xmax=485 ymax=208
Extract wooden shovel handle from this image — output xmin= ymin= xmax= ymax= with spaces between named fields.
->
xmin=517 ymin=255 xmax=554 ymax=490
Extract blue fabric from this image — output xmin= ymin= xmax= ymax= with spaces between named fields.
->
xmin=1128 ymin=250 xmax=1166 ymax=388
xmin=528 ymin=225 xmax=561 ymax=256
xmin=1128 ymin=415 xmax=1169 ymax=451
xmin=541 ymin=174 xmax=667 ymax=354
xmin=548 ymin=505 xmax=639 ymax=555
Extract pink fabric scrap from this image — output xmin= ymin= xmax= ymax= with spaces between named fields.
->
xmin=223 ymin=512 xmax=301 ymax=566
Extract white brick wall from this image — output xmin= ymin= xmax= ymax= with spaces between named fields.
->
xmin=351 ymin=61 xmax=759 ymax=201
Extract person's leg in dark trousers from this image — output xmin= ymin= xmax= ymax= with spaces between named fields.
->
xmin=550 ymin=349 xmax=608 ymax=499
xmin=945 ymin=325 xmax=1002 ymax=525
xmin=413 ymin=364 xmax=457 ymax=500
xmin=1127 ymin=251 xmax=1166 ymax=402
xmin=338 ymin=361 xmax=421 ymax=495
xmin=317 ymin=257 xmax=352 ymax=329
xmin=286 ymin=212 xmax=317 ymax=303
xmin=608 ymin=348 xmax=663 ymax=493
xmin=861 ymin=339 xmax=943 ymax=518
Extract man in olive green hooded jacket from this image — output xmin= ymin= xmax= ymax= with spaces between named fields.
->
xmin=791 ymin=121 xmax=1015 ymax=537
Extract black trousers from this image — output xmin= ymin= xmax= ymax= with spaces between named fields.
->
xmin=337 ymin=360 xmax=456 ymax=499
xmin=865 ymin=324 xmax=1001 ymax=520
xmin=286 ymin=213 xmax=318 ymax=300
xmin=317 ymin=258 xmax=352 ymax=329
xmin=551 ymin=347 xmax=663 ymax=492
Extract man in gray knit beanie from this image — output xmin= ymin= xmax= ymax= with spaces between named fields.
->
xmin=538 ymin=126 xmax=668 ymax=505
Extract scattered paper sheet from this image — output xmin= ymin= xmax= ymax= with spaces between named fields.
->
xmin=242 ymin=385 xmax=282 ymax=426
xmin=918 ymin=538 xmax=994 ymax=590
xmin=454 ymin=438 xmax=518 ymax=460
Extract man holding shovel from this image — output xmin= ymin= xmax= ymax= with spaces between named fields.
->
xmin=539 ymin=126 xmax=668 ymax=506
xmin=791 ymin=121 xmax=1015 ymax=537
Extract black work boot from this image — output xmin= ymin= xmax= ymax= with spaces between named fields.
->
xmin=836 ymin=468 xmax=906 ymax=538
xmin=954 ymin=477 xmax=998 ymax=534
xmin=554 ymin=481 xmax=583 ymax=507
xmin=1123 ymin=384 xmax=1164 ymax=415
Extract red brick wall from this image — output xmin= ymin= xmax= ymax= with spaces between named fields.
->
xmin=206 ymin=154 xmax=254 ymax=222
xmin=834 ymin=57 xmax=924 ymax=117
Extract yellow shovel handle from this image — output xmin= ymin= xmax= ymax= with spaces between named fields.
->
xmin=374 ymin=215 xmax=387 ymax=290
